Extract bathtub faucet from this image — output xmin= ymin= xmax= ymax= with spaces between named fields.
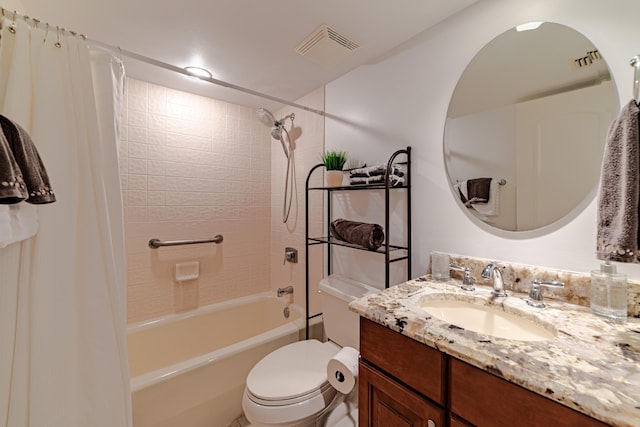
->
xmin=277 ymin=286 xmax=294 ymax=297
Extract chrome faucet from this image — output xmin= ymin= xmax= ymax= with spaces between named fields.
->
xmin=449 ymin=264 xmax=475 ymax=291
xmin=481 ymin=263 xmax=507 ymax=297
xmin=527 ymin=279 xmax=565 ymax=308
xmin=277 ymin=285 xmax=294 ymax=297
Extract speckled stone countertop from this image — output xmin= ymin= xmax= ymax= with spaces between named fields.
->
xmin=349 ymin=276 xmax=640 ymax=427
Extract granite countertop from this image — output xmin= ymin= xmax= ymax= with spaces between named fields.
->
xmin=349 ymin=276 xmax=640 ymax=427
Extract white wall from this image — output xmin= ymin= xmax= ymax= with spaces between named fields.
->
xmin=325 ymin=0 xmax=640 ymax=281
xmin=446 ymin=105 xmax=517 ymax=230
xmin=2 ymin=0 xmax=25 ymax=11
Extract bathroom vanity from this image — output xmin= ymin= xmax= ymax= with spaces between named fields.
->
xmin=359 ymin=318 xmax=607 ymax=427
xmin=351 ymin=276 xmax=640 ymax=427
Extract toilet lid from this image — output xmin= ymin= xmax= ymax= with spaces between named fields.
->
xmin=246 ymin=340 xmax=340 ymax=401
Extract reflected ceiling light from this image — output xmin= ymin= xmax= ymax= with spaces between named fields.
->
xmin=184 ymin=66 xmax=213 ymax=79
xmin=516 ymin=21 xmax=544 ymax=32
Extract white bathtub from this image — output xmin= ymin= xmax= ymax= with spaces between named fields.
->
xmin=128 ymin=292 xmax=305 ymax=427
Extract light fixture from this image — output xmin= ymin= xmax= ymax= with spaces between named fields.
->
xmin=515 ymin=21 xmax=544 ymax=32
xmin=184 ymin=66 xmax=213 ymax=80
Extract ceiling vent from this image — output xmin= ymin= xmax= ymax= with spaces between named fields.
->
xmin=295 ymin=25 xmax=360 ymax=66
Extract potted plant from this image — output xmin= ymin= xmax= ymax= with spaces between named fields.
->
xmin=321 ymin=150 xmax=348 ymax=187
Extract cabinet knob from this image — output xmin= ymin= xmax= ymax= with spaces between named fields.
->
xmin=428 ymin=420 xmax=436 ymax=427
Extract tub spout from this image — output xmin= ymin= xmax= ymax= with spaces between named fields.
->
xmin=277 ymin=286 xmax=294 ymax=297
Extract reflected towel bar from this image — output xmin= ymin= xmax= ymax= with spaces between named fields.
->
xmin=148 ymin=235 xmax=224 ymax=249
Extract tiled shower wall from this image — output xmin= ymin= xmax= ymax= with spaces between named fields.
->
xmin=121 ymin=78 xmax=271 ymax=323
xmin=120 ymin=78 xmax=325 ymax=323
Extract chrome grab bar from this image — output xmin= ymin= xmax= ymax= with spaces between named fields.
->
xmin=148 ymin=235 xmax=224 ymax=249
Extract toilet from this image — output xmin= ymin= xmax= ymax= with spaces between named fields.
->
xmin=242 ymin=275 xmax=377 ymax=427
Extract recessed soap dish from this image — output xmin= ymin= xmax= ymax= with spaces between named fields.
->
xmin=175 ymin=261 xmax=199 ymax=282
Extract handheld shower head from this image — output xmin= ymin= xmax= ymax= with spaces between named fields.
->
xmin=271 ymin=127 xmax=289 ymax=158
xmin=271 ymin=126 xmax=282 ymax=140
xmin=256 ymin=107 xmax=296 ymax=224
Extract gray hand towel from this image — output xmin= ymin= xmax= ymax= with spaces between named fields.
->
xmin=330 ymin=218 xmax=385 ymax=250
xmin=0 ymin=115 xmax=55 ymax=204
xmin=467 ymin=177 xmax=492 ymax=203
xmin=596 ymin=100 xmax=640 ymax=263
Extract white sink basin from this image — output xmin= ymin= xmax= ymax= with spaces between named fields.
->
xmin=419 ymin=299 xmax=556 ymax=341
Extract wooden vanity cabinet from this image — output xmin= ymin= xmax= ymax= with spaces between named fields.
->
xmin=449 ymin=358 xmax=609 ymax=427
xmin=359 ymin=318 xmax=610 ymax=427
xmin=360 ymin=317 xmax=445 ymax=404
xmin=360 ymin=318 xmax=446 ymax=426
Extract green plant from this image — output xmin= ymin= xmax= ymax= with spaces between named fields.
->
xmin=321 ymin=150 xmax=348 ymax=171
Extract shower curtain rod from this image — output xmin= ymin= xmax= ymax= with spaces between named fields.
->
xmin=0 ymin=7 xmax=326 ymax=117
xmin=110 ymin=45 xmax=326 ymax=116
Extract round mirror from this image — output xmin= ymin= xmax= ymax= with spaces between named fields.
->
xmin=444 ymin=22 xmax=619 ymax=232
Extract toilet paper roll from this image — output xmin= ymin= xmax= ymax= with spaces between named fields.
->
xmin=327 ymin=346 xmax=359 ymax=394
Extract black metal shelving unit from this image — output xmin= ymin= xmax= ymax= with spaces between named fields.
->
xmin=304 ymin=146 xmax=412 ymax=338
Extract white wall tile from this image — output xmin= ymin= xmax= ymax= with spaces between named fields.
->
xmin=122 ymin=77 xmax=282 ymax=323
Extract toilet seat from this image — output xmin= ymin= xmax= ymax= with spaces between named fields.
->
xmin=243 ymin=340 xmax=341 ymax=425
xmin=246 ymin=339 xmax=340 ymax=403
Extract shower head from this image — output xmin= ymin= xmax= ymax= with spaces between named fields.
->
xmin=256 ymin=108 xmax=296 ymax=224
xmin=256 ymin=108 xmax=295 ymax=129
xmin=257 ymin=107 xmax=291 ymax=158
xmin=257 ymin=108 xmax=278 ymax=127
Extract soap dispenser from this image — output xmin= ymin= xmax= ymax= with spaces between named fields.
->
xmin=590 ymin=262 xmax=627 ymax=322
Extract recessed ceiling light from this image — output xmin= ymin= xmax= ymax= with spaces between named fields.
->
xmin=184 ymin=66 xmax=213 ymax=79
xmin=516 ymin=21 xmax=544 ymax=32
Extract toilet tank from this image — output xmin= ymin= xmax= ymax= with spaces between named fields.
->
xmin=319 ymin=275 xmax=378 ymax=349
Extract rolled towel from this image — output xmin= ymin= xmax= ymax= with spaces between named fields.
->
xmin=349 ymin=163 xmax=405 ymax=187
xmin=350 ymin=164 xmax=404 ymax=178
xmin=351 ymin=175 xmax=385 ymax=185
xmin=349 ymin=163 xmax=405 ymax=185
xmin=330 ymin=218 xmax=385 ymax=250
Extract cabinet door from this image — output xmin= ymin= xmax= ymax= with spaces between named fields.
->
xmin=360 ymin=318 xmax=445 ymax=404
xmin=449 ymin=414 xmax=473 ymax=427
xmin=449 ymin=358 xmax=609 ymax=427
xmin=360 ymin=361 xmax=444 ymax=427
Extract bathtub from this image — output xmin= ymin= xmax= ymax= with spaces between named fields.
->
xmin=128 ymin=292 xmax=305 ymax=427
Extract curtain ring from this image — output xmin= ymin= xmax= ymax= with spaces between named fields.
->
xmin=8 ymin=10 xmax=17 ymax=34
xmin=54 ymin=25 xmax=61 ymax=48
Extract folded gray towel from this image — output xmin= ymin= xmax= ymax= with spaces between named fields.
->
xmin=467 ymin=177 xmax=492 ymax=202
xmin=597 ymin=100 xmax=640 ymax=263
xmin=330 ymin=218 xmax=385 ymax=250
xmin=0 ymin=115 xmax=55 ymax=205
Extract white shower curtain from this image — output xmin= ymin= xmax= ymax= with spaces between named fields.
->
xmin=0 ymin=15 xmax=131 ymax=427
